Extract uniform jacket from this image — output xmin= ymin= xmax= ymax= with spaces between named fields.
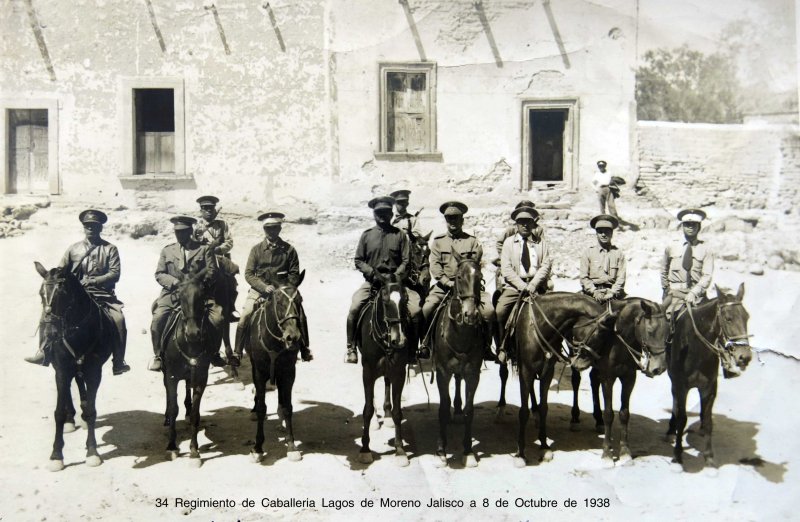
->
xmin=244 ymin=237 xmax=300 ymax=293
xmin=430 ymin=230 xmax=483 ymax=286
xmin=354 ymin=225 xmax=409 ymax=281
xmin=194 ymin=218 xmax=233 ymax=256
xmin=155 ymin=240 xmax=218 ymax=298
xmin=61 ymin=239 xmax=120 ymax=296
xmin=392 ymin=211 xmax=424 ymax=239
xmin=660 ymin=237 xmax=714 ymax=297
xmin=494 ymin=224 xmax=545 ymax=259
xmin=500 ymin=234 xmax=552 ymax=291
xmin=579 ymin=243 xmax=627 ymax=295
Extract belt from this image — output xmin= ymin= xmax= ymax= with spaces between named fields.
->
xmin=594 ymin=283 xmax=612 ymax=289
xmin=519 ymin=276 xmax=534 ymax=282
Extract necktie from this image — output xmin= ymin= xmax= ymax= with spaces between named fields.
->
xmin=603 ymin=250 xmax=610 ymax=274
xmin=521 ymin=240 xmax=531 ymax=273
xmin=682 ymin=243 xmax=693 ymax=286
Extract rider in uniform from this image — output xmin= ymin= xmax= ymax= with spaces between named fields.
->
xmin=345 ymin=196 xmax=421 ymax=364
xmin=579 ymin=214 xmax=627 ymax=301
xmin=420 ymin=201 xmax=496 ymax=361
xmin=148 ymin=216 xmax=225 ymax=372
xmin=194 ymin=195 xmax=240 ymax=322
xmin=234 ymin=211 xmax=312 ymax=364
xmin=25 ymin=209 xmax=130 ymax=375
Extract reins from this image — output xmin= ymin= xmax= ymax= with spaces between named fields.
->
xmin=613 ymin=309 xmax=667 ymax=372
xmin=685 ymin=300 xmax=752 ymax=360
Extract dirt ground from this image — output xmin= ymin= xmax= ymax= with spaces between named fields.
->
xmin=0 ymin=204 xmax=798 ymax=522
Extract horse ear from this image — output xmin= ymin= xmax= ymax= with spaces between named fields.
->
xmin=639 ymin=299 xmax=654 ymax=317
xmin=297 ymin=269 xmax=306 ymax=287
xmin=423 ymin=231 xmax=432 ymax=242
xmin=736 ymin=282 xmax=745 ymax=301
xmin=34 ymin=261 xmax=48 ymax=279
xmin=715 ymin=284 xmax=723 ymax=298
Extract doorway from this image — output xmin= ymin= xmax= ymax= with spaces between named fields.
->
xmin=521 ymin=99 xmax=578 ymax=189
xmin=8 ymin=109 xmax=49 ymax=194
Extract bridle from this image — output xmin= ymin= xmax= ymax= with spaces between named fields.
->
xmin=686 ymin=299 xmax=752 ymax=360
xmin=259 ymin=286 xmax=303 ymax=348
xmin=367 ymin=281 xmax=405 ymax=352
xmin=614 ymin=308 xmax=667 ymax=372
xmin=447 ymin=259 xmax=482 ymax=326
xmin=528 ymin=296 xmax=613 ymax=364
xmin=39 ymin=274 xmax=99 ymax=362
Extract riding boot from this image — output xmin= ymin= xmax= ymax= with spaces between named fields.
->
xmin=208 ymin=344 xmax=227 ymax=367
xmin=481 ymin=321 xmax=497 ymax=362
xmin=227 ymin=276 xmax=240 ymax=322
xmin=148 ymin=328 xmax=163 ymax=372
xmin=407 ymin=321 xmax=419 ymax=365
xmin=24 ymin=346 xmax=50 ymax=367
xmin=230 ymin=324 xmax=245 ymax=367
xmin=111 ymin=319 xmax=130 ymax=375
xmin=493 ymin=323 xmax=507 ymax=364
xmin=345 ymin=314 xmax=358 ymax=364
xmin=417 ymin=318 xmax=432 ymax=360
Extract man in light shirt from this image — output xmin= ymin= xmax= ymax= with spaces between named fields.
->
xmin=592 ymin=160 xmax=618 ymax=218
xmin=579 ymin=214 xmax=627 ymax=302
xmin=495 ymin=205 xmax=553 ymax=360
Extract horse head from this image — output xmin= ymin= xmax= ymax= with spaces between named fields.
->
xmin=715 ymin=283 xmax=752 ymax=373
xmin=451 ymin=251 xmax=482 ymax=326
xmin=409 ymin=231 xmax=432 ymax=289
xmin=631 ymin=299 xmax=668 ymax=377
xmin=35 ymin=261 xmax=83 ymax=342
xmin=272 ymin=270 xmax=306 ymax=348
xmin=374 ymin=266 xmax=406 ymax=350
xmin=572 ymin=303 xmax=617 ymax=362
xmin=176 ymin=269 xmax=209 ymax=343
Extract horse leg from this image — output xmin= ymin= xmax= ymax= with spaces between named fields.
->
xmin=514 ymin=367 xmax=532 ymax=467
xmin=699 ymin=381 xmax=718 ymax=471
xmin=382 ymin=376 xmax=394 ymax=429
xmin=81 ymin=367 xmax=103 ymax=467
xmin=391 ymin=368 xmax=409 ymax=467
xmin=184 ymin=383 xmax=192 ymax=421
xmin=64 ymin=383 xmax=78 ymax=433
xmin=618 ymin=371 xmax=636 ymax=466
xmin=671 ymin=384 xmax=689 ymax=470
xmin=590 ymin=368 xmax=603 ymax=433
xmin=453 ymin=374 xmax=463 ymax=417
xmin=435 ymin=370 xmax=452 ymax=467
xmin=188 ymin=383 xmax=205 ymax=466
xmin=570 ymin=368 xmax=581 ymax=430
xmin=537 ymin=363 xmax=555 ymax=462
xmin=600 ymin=377 xmax=615 ymax=466
xmin=164 ymin=376 xmax=180 ymax=460
xmin=280 ymin=363 xmax=301 ymax=462
xmin=495 ymin=362 xmax=508 ymax=420
xmin=359 ymin=368 xmax=376 ymax=464
xmin=529 ymin=381 xmax=539 ymax=429
xmin=251 ymin=363 xmax=267 ymax=462
xmin=461 ymin=371 xmax=479 ymax=468
xmin=48 ymin=372 xmax=71 ymax=471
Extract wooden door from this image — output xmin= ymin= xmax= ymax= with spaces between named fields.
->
xmin=387 ymin=72 xmax=428 ymax=153
xmin=8 ymin=109 xmax=48 ymax=193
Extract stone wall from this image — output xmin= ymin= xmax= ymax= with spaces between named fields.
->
xmin=637 ymin=121 xmax=800 ymax=213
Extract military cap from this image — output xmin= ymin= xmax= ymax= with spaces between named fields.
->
xmin=590 ymin=214 xmax=619 ymax=230
xmin=170 ymin=216 xmax=197 ymax=230
xmin=258 ymin=211 xmax=285 ymax=226
xmin=515 ymin=200 xmax=536 ymax=209
xmin=79 ymin=209 xmax=108 ymax=225
xmin=389 ymin=190 xmax=410 ymax=201
xmin=597 ymin=160 xmax=607 ymax=168
xmin=439 ymin=201 xmax=468 ymax=216
xmin=677 ymin=208 xmax=706 ymax=223
xmin=511 ymin=206 xmax=539 ymax=222
xmin=196 ymin=195 xmax=219 ymax=207
xmin=368 ymin=196 xmax=396 ymax=211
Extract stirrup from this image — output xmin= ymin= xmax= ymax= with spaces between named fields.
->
xmin=24 ymin=349 xmax=50 ymax=367
xmin=148 ymin=356 xmax=162 ymax=372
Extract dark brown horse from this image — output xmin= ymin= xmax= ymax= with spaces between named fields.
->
xmin=357 ymin=271 xmax=411 ymax=466
xmin=667 ymin=284 xmax=752 ymax=471
xmin=569 ymin=298 xmax=668 ymax=465
xmin=431 ymin=257 xmax=487 ymax=467
xmin=35 ymin=262 xmax=115 ymax=471
xmin=513 ymin=292 xmax=617 ymax=466
xmin=244 ymin=271 xmax=306 ymax=463
xmin=162 ymin=270 xmax=222 ymax=465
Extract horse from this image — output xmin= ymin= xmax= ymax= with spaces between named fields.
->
xmin=431 ymin=256 xmax=488 ymax=468
xmin=513 ymin=292 xmax=617 ymax=466
xmin=34 ymin=262 xmax=115 ymax=471
xmin=568 ymin=298 xmax=668 ymax=465
xmin=667 ymin=284 xmax=752 ymax=471
xmin=356 ymin=270 xmax=411 ymax=466
xmin=244 ymin=271 xmax=307 ymax=463
xmin=406 ymin=229 xmax=432 ymax=299
xmin=161 ymin=270 xmax=223 ymax=465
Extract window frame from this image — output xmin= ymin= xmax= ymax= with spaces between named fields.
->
xmin=376 ymin=62 xmax=441 ymax=161
xmin=520 ymin=98 xmax=580 ymax=190
xmin=0 ymin=97 xmax=60 ymax=194
xmin=118 ymin=77 xmax=186 ymax=180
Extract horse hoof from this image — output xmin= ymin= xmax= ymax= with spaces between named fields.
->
xmin=670 ymin=461 xmax=683 ymax=473
xmin=463 ymin=454 xmax=478 ymax=468
xmin=358 ymin=452 xmax=373 ymax=464
xmin=433 ymin=455 xmax=447 ymax=468
xmin=395 ymin=455 xmax=410 ymax=467
xmin=47 ymin=459 xmax=65 ymax=472
xmin=188 ymin=457 xmax=202 ymax=469
xmin=513 ymin=457 xmax=527 ymax=468
xmin=63 ymin=422 xmax=77 ymax=434
xmin=618 ymin=453 xmax=633 ymax=466
xmin=250 ymin=451 xmax=264 ymax=463
xmin=166 ymin=450 xmax=179 ymax=461
xmin=409 ymin=367 xmax=417 ymax=379
xmin=569 ymin=422 xmax=580 ymax=432
xmin=540 ymin=450 xmax=554 ymax=462
xmin=601 ymin=456 xmax=614 ymax=469
xmin=383 ymin=417 xmax=395 ymax=429
xmin=287 ymin=451 xmax=302 ymax=462
xmin=86 ymin=455 xmax=102 ymax=467
xmin=703 ymin=466 xmax=718 ymax=478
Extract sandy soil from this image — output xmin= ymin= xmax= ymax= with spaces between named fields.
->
xmin=0 ymin=206 xmax=798 ymax=522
